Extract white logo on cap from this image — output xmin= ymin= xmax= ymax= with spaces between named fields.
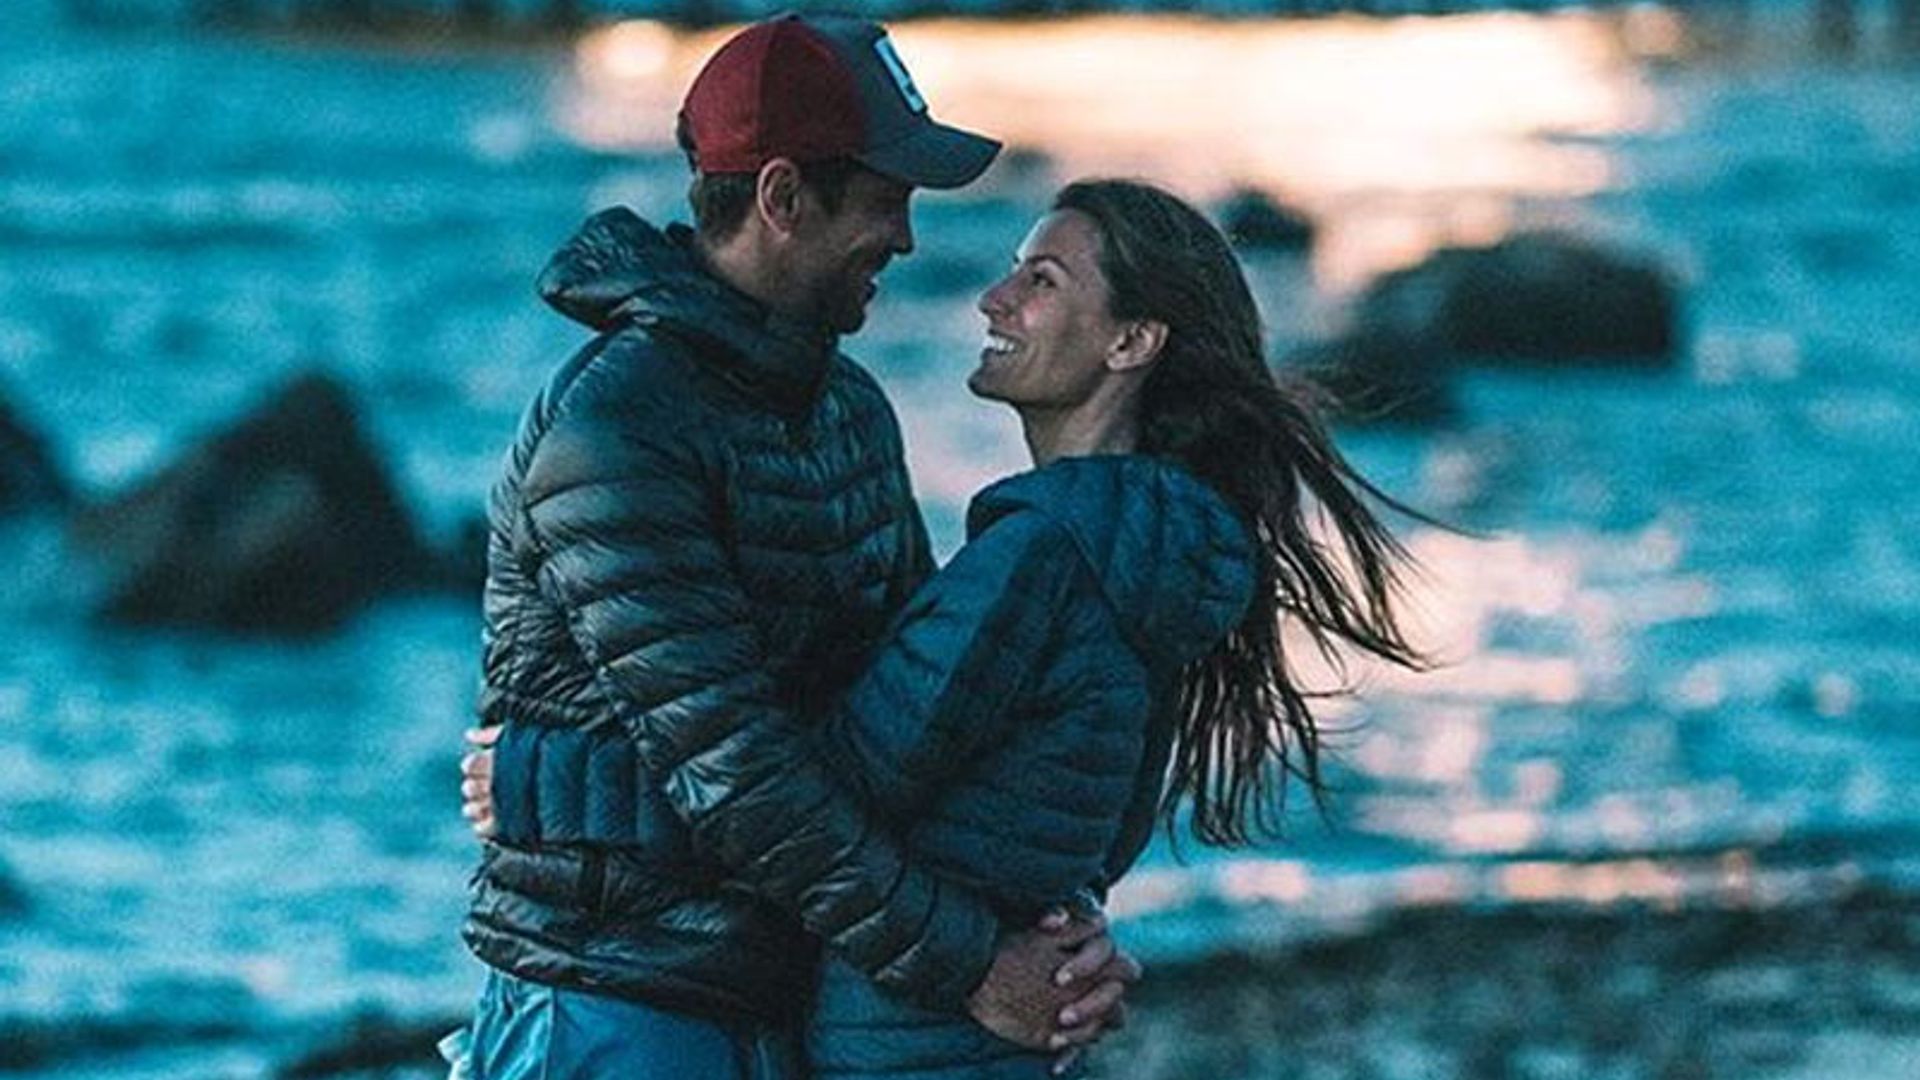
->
xmin=872 ymin=36 xmax=928 ymax=115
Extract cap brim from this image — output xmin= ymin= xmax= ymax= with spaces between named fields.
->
xmin=857 ymin=122 xmax=1001 ymax=190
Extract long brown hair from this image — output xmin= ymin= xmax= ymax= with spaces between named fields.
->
xmin=1053 ymin=179 xmax=1428 ymax=846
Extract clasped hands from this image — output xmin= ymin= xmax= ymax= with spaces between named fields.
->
xmin=460 ymin=728 xmax=1139 ymax=1071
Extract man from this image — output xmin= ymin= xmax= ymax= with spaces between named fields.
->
xmin=454 ymin=13 xmax=1133 ymax=1078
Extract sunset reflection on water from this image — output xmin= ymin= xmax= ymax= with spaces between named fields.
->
xmin=1110 ymin=846 xmax=1863 ymax=949
xmin=561 ymin=11 xmax=1660 ymax=286
xmin=1139 ymin=503 xmax=1822 ymax=933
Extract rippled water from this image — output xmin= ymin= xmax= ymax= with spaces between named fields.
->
xmin=2 ymin=6 xmax=1918 ymax=1076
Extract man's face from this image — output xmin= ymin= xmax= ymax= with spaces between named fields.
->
xmin=790 ymin=167 xmax=915 ymax=335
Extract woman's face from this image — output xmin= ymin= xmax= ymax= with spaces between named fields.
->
xmin=969 ymin=210 xmax=1127 ymax=409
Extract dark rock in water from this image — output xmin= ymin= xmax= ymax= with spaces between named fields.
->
xmin=1286 ymin=335 xmax=1456 ymax=426
xmin=1794 ymin=224 xmax=1889 ymax=275
xmin=67 ymin=371 xmax=428 ymax=634
xmin=1354 ymin=231 xmax=1681 ymax=365
xmin=424 ymin=512 xmax=489 ymax=598
xmin=0 ymin=855 xmax=27 ymax=919
xmin=958 ymin=146 xmax=1056 ymax=202
xmin=279 ymin=1011 xmax=464 ymax=1079
xmin=0 ymin=387 xmax=68 ymax=514
xmin=1302 ymin=233 xmax=1681 ymax=425
xmin=1220 ymin=187 xmax=1315 ymax=253
xmin=993 ymin=146 xmax=1055 ymax=184
xmin=0 ymin=985 xmax=253 ymax=1071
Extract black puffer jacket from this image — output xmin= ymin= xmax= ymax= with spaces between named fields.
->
xmin=462 ymin=208 xmax=999 ymax=1025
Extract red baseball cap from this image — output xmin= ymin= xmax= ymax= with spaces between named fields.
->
xmin=679 ymin=13 xmax=1000 ymax=190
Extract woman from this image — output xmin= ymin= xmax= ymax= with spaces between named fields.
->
xmin=466 ymin=179 xmax=1425 ymax=1077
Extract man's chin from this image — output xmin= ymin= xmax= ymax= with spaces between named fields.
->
xmin=831 ymin=308 xmax=870 ymax=336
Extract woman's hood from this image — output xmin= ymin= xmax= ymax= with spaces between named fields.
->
xmin=965 ymin=455 xmax=1256 ymax=672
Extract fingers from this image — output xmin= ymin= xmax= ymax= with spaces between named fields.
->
xmin=460 ymin=782 xmax=492 ymax=816
xmin=1049 ymin=977 xmax=1131 ymax=1066
xmin=1042 ymin=913 xmax=1109 ymax=960
xmin=458 ymin=749 xmax=495 ymax=799
xmin=461 ymin=798 xmax=495 ymax=838
xmin=464 ymin=726 xmax=502 ymax=747
xmin=1053 ymin=928 xmax=1115 ymax=987
xmin=1034 ymin=907 xmax=1072 ymax=933
xmin=1046 ymin=1017 xmax=1102 ymax=1052
xmin=1102 ymin=951 xmax=1143 ymax=985
xmin=459 ymin=741 xmax=496 ymax=840
xmin=1045 ymin=1016 xmax=1112 ymax=1056
xmin=1036 ymin=906 xmax=1106 ymax=935
xmin=1055 ymin=975 xmax=1125 ymax=1032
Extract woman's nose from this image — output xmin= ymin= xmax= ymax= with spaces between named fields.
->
xmin=978 ymin=276 xmax=1012 ymax=315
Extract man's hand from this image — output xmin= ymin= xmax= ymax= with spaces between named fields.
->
xmin=965 ymin=910 xmax=1141 ymax=1068
xmin=460 ymin=727 xmax=500 ymax=839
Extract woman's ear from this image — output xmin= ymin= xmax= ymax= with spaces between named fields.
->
xmin=755 ymin=158 xmax=805 ymax=238
xmin=1108 ymin=319 xmax=1168 ymax=373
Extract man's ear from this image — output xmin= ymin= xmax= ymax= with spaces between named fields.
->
xmin=1107 ymin=319 xmax=1168 ymax=373
xmin=755 ymin=158 xmax=806 ymax=238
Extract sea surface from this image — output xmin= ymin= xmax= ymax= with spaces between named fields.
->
xmin=2 ymin=3 xmax=1918 ymax=1076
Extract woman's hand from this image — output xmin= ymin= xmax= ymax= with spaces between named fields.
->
xmin=965 ymin=909 xmax=1141 ymax=1071
xmin=460 ymin=727 xmax=501 ymax=839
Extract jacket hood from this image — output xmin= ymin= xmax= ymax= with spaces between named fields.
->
xmin=966 ymin=456 xmax=1256 ymax=673
xmin=536 ymin=207 xmax=838 ymax=413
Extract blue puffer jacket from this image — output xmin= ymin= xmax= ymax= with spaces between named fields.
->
xmin=466 ymin=207 xmax=1001 ymax=1027
xmin=807 ymin=455 xmax=1255 ymax=1079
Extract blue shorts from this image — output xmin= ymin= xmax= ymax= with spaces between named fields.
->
xmin=443 ymin=969 xmax=801 ymax=1080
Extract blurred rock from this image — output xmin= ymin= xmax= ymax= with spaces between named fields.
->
xmin=967 ymin=145 xmax=1057 ymax=201
xmin=0 ymin=386 xmax=68 ymax=514
xmin=1220 ymin=187 xmax=1315 ymax=253
xmin=1286 ymin=334 xmax=1456 ymax=426
xmin=1816 ymin=0 xmax=1861 ymax=57
xmin=0 ymin=854 xmax=27 ymax=918
xmin=278 ymin=1010 xmax=460 ymax=1078
xmin=1354 ymin=231 xmax=1682 ymax=366
xmin=1294 ymin=232 xmax=1679 ymax=426
xmin=1795 ymin=224 xmax=1888 ymax=275
xmin=425 ymin=511 xmax=489 ymax=598
xmin=0 ymin=988 xmax=251 ymax=1072
xmin=67 ymin=371 xmax=429 ymax=634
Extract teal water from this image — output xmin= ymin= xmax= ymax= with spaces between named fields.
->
xmin=3 ymin=7 xmax=1919 ymax=1076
